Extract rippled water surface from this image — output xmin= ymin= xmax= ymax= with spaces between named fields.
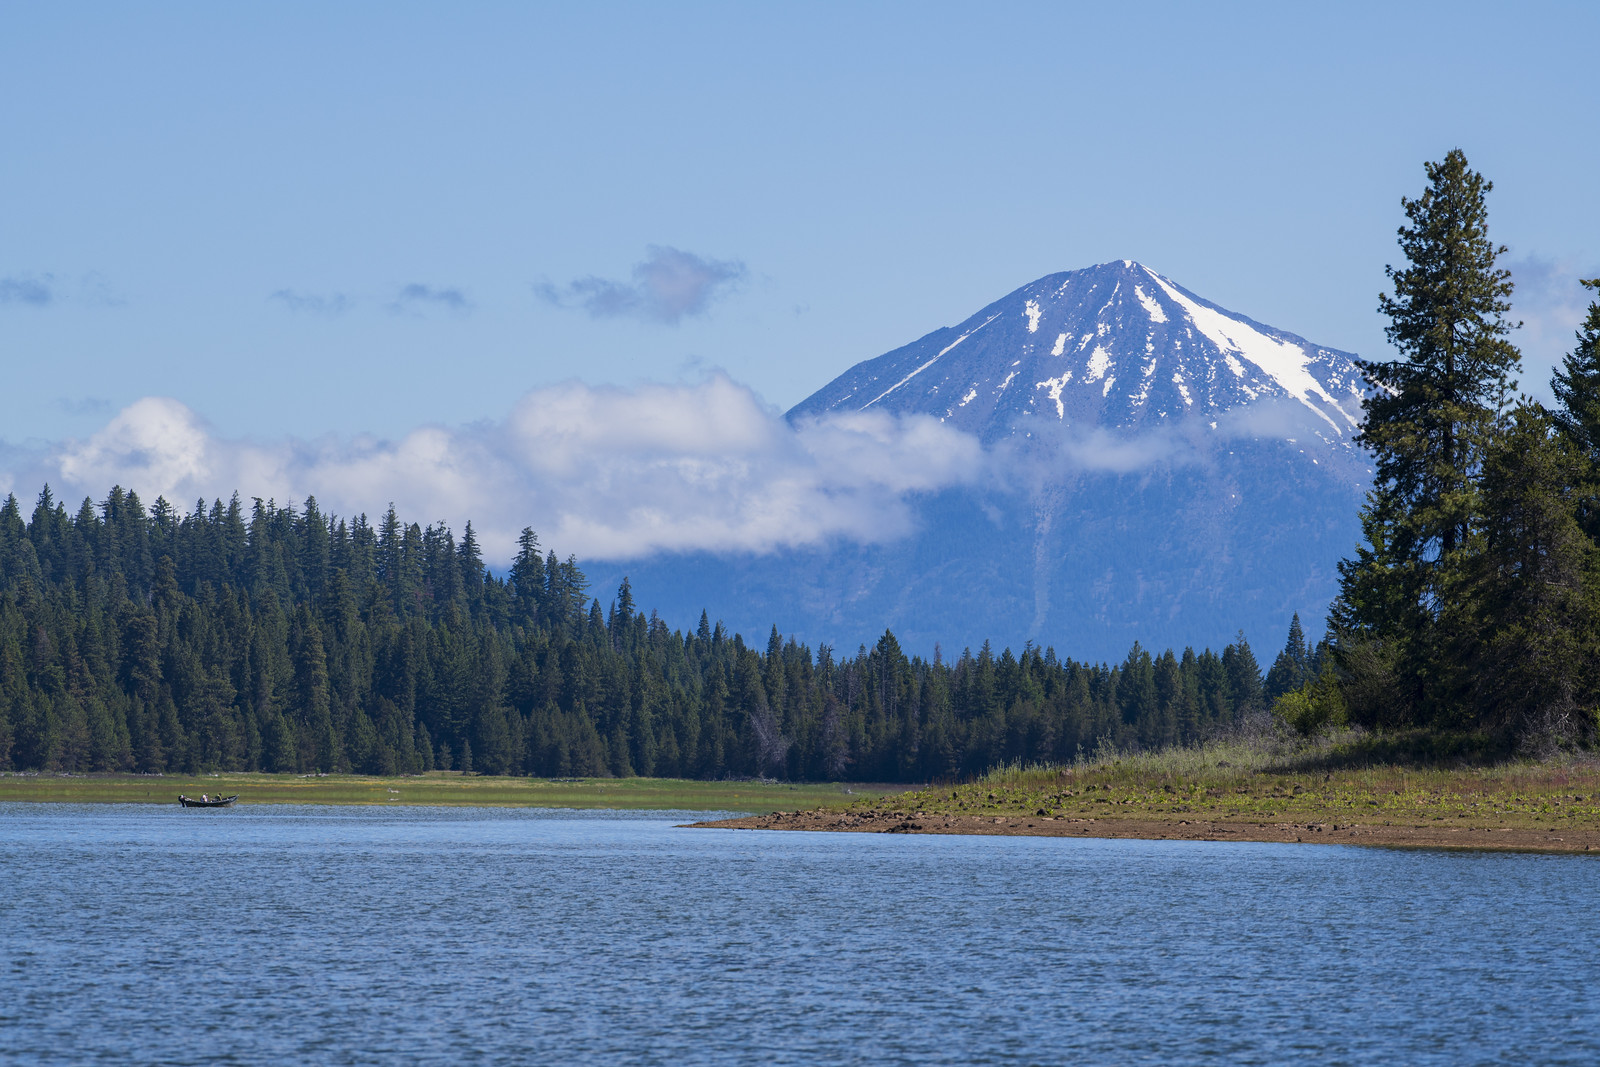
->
xmin=3 ymin=803 xmax=1599 ymax=1065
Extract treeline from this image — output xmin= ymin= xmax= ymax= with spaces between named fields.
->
xmin=1322 ymin=149 xmax=1600 ymax=751
xmin=0 ymin=487 xmax=1272 ymax=779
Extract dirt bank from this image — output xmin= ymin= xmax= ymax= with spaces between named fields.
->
xmin=691 ymin=809 xmax=1600 ymax=853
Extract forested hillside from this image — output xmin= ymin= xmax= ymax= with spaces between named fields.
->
xmin=0 ymin=486 xmax=1268 ymax=779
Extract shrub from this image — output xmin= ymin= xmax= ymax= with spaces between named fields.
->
xmin=1273 ymin=663 xmax=1348 ymax=737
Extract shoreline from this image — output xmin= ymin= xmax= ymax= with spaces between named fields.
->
xmin=692 ymin=810 xmax=1600 ymax=853
xmin=0 ymin=771 xmax=901 ymax=812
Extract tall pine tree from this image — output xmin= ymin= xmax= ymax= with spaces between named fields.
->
xmin=1550 ymin=279 xmax=1600 ymax=542
xmin=1549 ymin=279 xmax=1600 ymax=456
xmin=1264 ymin=614 xmax=1311 ymax=701
xmin=1451 ymin=404 xmax=1597 ymax=747
xmin=1334 ymin=149 xmax=1520 ymax=721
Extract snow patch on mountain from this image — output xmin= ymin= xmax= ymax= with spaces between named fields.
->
xmin=1134 ymin=285 xmax=1168 ymax=323
xmin=789 ymin=260 xmax=1368 ymax=476
xmin=1039 ymin=373 xmax=1071 ymax=418
xmin=1086 ymin=345 xmax=1112 ymax=383
xmin=1143 ymin=267 xmax=1355 ymax=433
xmin=1173 ymin=372 xmax=1193 ymax=406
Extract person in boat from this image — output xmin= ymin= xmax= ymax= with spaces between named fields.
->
xmin=200 ymin=794 xmax=208 ymax=803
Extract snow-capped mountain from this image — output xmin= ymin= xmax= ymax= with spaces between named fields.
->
xmin=599 ymin=263 xmax=1372 ymax=661
xmin=792 ymin=259 xmax=1365 ymax=451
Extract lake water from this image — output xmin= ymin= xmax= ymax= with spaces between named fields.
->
xmin=3 ymin=804 xmax=1598 ymax=1065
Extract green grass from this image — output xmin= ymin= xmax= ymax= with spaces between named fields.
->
xmin=0 ymin=771 xmax=907 ymax=812
xmin=14 ymin=734 xmax=1598 ymax=829
xmin=850 ymin=736 xmax=1600 ymax=831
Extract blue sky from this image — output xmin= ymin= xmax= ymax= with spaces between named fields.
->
xmin=3 ymin=2 xmax=1597 ymax=556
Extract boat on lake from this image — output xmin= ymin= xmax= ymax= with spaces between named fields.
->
xmin=178 ymin=794 xmax=238 ymax=808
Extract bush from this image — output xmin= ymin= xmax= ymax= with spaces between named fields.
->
xmin=1273 ymin=664 xmax=1348 ymax=737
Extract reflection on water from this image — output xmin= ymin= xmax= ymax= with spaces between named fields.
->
xmin=3 ymin=803 xmax=1598 ymax=1065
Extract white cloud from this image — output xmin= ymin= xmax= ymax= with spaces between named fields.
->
xmin=57 ymin=397 xmax=215 ymax=495
xmin=1509 ymin=255 xmax=1600 ymax=398
xmin=1 ymin=380 xmax=1362 ymax=564
xmin=1005 ymin=397 xmax=1352 ymax=470
xmin=4 ymin=377 xmax=987 ymax=563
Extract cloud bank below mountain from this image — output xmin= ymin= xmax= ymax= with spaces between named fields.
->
xmin=0 ymin=376 xmax=1361 ymax=567
xmin=1 ymin=376 xmax=989 ymax=563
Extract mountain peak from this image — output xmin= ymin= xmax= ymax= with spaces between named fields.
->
xmin=618 ymin=262 xmax=1374 ymax=660
xmin=789 ymin=262 xmax=1365 ymax=450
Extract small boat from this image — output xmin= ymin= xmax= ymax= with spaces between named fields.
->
xmin=178 ymin=794 xmax=239 ymax=808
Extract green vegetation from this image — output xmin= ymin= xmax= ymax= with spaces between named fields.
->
xmin=1329 ymin=149 xmax=1600 ymax=753
xmin=858 ymin=738 xmax=1600 ymax=833
xmin=0 ymin=771 xmax=899 ymax=812
xmin=0 ymin=492 xmax=1270 ymax=782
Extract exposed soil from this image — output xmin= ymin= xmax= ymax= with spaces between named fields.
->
xmin=692 ymin=809 xmax=1600 ymax=853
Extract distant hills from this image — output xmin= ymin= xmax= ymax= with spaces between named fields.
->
xmin=597 ymin=261 xmax=1371 ymax=660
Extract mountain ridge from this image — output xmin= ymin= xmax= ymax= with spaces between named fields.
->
xmin=790 ymin=259 xmax=1365 ymax=455
xmin=597 ymin=261 xmax=1371 ymax=659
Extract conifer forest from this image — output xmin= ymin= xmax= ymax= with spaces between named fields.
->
xmin=0 ymin=487 xmax=1277 ymax=778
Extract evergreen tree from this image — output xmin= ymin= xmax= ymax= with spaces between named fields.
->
xmin=1264 ymin=614 xmax=1312 ymax=701
xmin=1550 ymin=279 xmax=1600 ymax=458
xmin=457 ymin=521 xmax=484 ymax=594
xmin=1222 ymin=632 xmax=1264 ymax=716
xmin=1335 ymin=149 xmax=1521 ymax=718
xmin=1551 ymin=279 xmax=1600 ymax=542
xmin=1118 ymin=642 xmax=1156 ymax=734
xmin=1454 ymin=404 xmax=1599 ymax=747
xmin=509 ymin=528 xmax=543 ymax=620
xmin=611 ymin=577 xmax=635 ymax=650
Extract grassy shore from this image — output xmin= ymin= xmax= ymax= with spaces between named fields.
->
xmin=696 ymin=734 xmax=1600 ymax=852
xmin=886 ymin=740 xmax=1600 ymax=831
xmin=12 ymin=734 xmax=1600 ymax=850
xmin=0 ymin=771 xmax=905 ymax=812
